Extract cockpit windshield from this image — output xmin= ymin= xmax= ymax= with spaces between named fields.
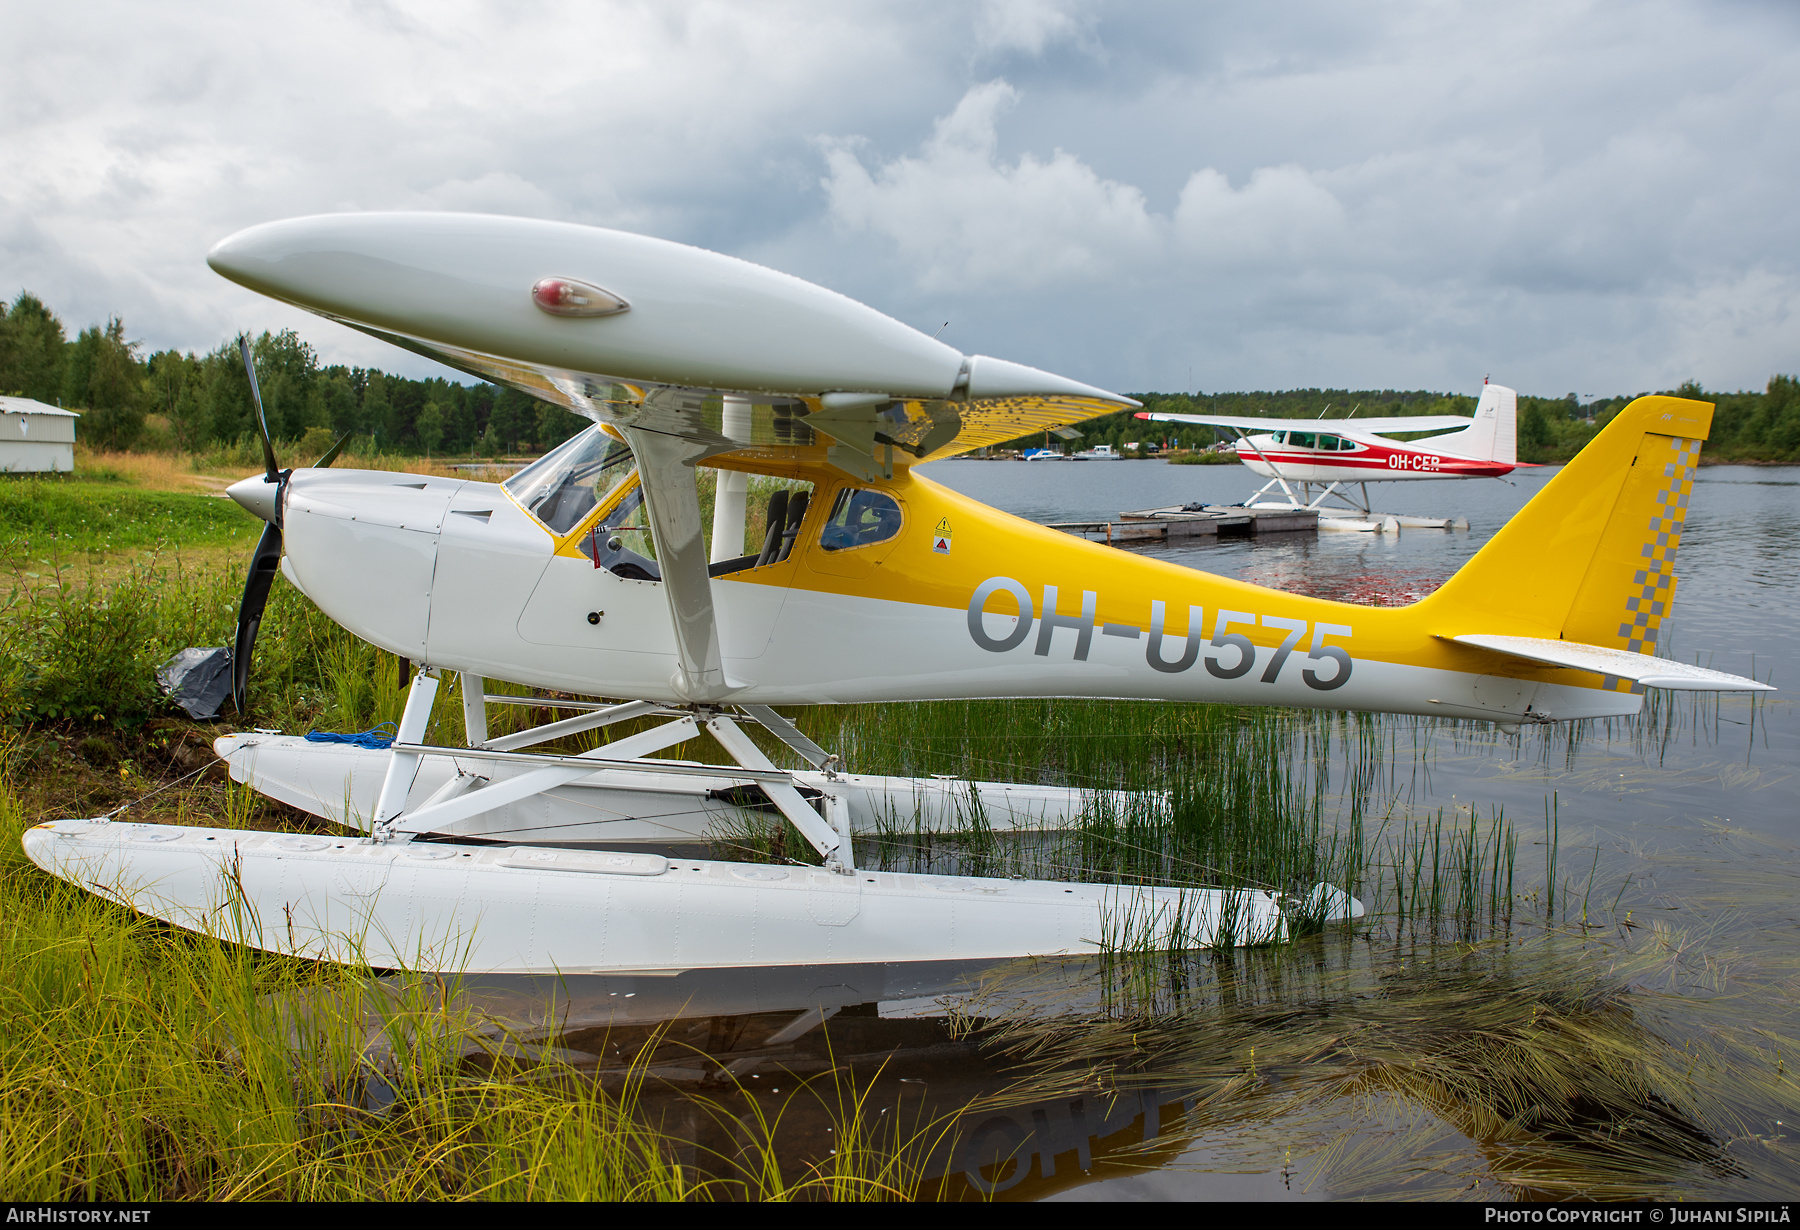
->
xmin=504 ymin=425 xmax=635 ymax=535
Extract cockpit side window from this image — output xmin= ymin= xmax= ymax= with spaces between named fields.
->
xmin=819 ymin=488 xmax=904 ymax=552
xmin=504 ymin=425 xmax=635 ymax=535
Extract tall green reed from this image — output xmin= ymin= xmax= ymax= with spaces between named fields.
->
xmin=0 ymin=743 xmax=933 ymax=1200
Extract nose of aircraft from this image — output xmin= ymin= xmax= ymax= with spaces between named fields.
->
xmin=227 ymin=474 xmax=281 ymax=524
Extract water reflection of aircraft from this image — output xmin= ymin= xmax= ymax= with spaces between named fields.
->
xmin=309 ymin=958 xmax=1210 ymax=1199
xmin=1140 ymin=382 xmax=1524 ymax=527
xmin=323 ymin=947 xmax=1730 ymax=1200
xmin=22 ymin=214 xmax=1770 ymax=974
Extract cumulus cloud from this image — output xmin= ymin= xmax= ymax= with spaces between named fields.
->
xmin=973 ymin=0 xmax=1097 ymax=57
xmin=811 ymin=4 xmax=1800 ymax=394
xmin=822 ymin=81 xmax=1158 ymax=290
xmin=0 ymin=0 xmax=961 ymax=370
xmin=1172 ymin=165 xmax=1346 ymax=268
xmin=820 ymin=81 xmax=1348 ymax=288
xmin=3 ymin=1 xmax=1798 ymax=394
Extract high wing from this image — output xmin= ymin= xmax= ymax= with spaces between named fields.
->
xmin=208 ymin=212 xmax=1136 ymax=703
xmin=1140 ymin=411 xmax=1476 ymax=437
xmin=209 ymin=213 xmax=1135 ymax=475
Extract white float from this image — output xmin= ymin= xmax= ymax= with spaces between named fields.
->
xmin=21 ymin=818 xmax=1360 ymax=973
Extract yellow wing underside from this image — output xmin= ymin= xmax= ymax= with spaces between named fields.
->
xmin=341 ymin=321 xmax=1124 ymax=464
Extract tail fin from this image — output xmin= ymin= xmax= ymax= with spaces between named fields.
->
xmin=1424 ymin=396 xmax=1711 ymax=665
xmin=1433 ymin=382 xmax=1516 ymax=464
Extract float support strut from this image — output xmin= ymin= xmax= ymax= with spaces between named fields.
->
xmin=705 ymin=715 xmax=850 ymax=871
xmin=373 ymin=669 xmax=440 ymax=843
xmin=460 ymin=672 xmax=487 ymax=746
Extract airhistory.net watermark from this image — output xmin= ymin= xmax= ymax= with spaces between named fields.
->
xmin=4 ymin=1211 xmax=150 ymax=1224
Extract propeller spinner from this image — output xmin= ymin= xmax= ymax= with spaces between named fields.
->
xmin=223 ymin=335 xmax=349 ymax=714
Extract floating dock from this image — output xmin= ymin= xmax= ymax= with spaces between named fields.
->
xmin=1047 ymin=505 xmax=1318 ymax=545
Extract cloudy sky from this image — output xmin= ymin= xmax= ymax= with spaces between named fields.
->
xmin=5 ymin=0 xmax=1798 ymax=397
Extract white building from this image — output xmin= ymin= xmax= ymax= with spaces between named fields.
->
xmin=0 ymin=397 xmax=79 ymax=472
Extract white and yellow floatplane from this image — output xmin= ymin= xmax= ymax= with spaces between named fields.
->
xmin=22 ymin=213 xmax=1770 ymax=973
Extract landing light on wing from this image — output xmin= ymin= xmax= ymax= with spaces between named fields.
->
xmin=531 ymin=277 xmax=630 ymax=318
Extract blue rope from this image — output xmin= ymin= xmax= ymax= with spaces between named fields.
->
xmin=303 ymin=722 xmax=399 ymax=750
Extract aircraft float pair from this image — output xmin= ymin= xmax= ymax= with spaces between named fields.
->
xmin=22 ymin=212 xmax=1772 ymax=974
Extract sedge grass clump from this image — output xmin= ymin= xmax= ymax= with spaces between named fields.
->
xmin=701 ymin=803 xmax=825 ymax=867
xmin=0 ymin=732 xmax=668 ymax=1199
xmin=794 ymin=696 xmax=1243 ymax=788
xmin=0 ymin=743 xmax=948 ymax=1201
xmin=0 ymin=547 xmax=484 ymax=742
xmin=962 ymin=929 xmax=1774 ymax=1201
xmin=676 ymin=1063 xmax=957 ymax=1201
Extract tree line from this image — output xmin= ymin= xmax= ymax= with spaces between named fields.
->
xmin=1018 ymin=379 xmax=1800 ymax=465
xmin=5 ymin=289 xmax=1796 ymax=465
xmin=0 ymin=292 xmax=586 ymax=457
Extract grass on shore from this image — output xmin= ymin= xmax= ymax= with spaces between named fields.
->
xmin=1164 ymin=449 xmax=1241 ymax=466
xmin=0 ymin=737 xmax=958 ymax=1201
xmin=0 ymin=747 xmax=685 ymax=1200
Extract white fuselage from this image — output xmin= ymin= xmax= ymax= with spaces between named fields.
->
xmin=277 ymin=466 xmax=1632 ymax=725
xmin=1232 ymin=431 xmax=1514 ymax=484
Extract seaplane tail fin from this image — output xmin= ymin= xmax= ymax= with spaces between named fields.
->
xmin=1432 ymin=382 xmax=1516 ymax=463
xmin=1420 ymin=395 xmax=1765 ymax=691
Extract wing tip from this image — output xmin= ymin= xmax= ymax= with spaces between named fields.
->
xmin=963 ymin=354 xmax=1135 ymax=405
xmin=1638 ymin=674 xmax=1777 ymax=693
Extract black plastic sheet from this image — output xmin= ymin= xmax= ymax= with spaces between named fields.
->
xmin=157 ymin=647 xmax=233 ymax=720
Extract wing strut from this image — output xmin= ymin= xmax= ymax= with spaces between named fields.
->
xmin=1222 ymin=423 xmax=1304 ymax=508
xmin=623 ymin=426 xmax=738 ymax=703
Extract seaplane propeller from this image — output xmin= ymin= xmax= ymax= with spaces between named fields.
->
xmin=225 ymin=334 xmax=350 ymax=713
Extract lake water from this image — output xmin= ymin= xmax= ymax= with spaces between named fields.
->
xmin=398 ymin=458 xmax=1800 ymax=1200
xmin=920 ymin=459 xmax=1798 ymax=843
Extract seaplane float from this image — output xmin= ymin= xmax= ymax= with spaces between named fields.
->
xmin=1141 ymin=382 xmax=1525 ymax=531
xmin=22 ymin=212 xmax=1772 ymax=974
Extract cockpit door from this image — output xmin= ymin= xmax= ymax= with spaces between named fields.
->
xmin=805 ymin=482 xmax=908 ymax=582
xmin=511 ymin=435 xmax=796 ymax=663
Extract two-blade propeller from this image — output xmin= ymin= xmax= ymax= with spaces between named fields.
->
xmin=226 ymin=335 xmax=351 ymax=714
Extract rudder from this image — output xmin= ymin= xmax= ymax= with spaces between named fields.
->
xmin=1559 ymin=429 xmax=1701 ymax=666
xmin=1434 ymin=383 xmax=1516 ymax=464
xmin=1423 ymin=396 xmax=1712 ymax=660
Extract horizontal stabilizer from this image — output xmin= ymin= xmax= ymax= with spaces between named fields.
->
xmin=1447 ymin=634 xmax=1774 ymax=692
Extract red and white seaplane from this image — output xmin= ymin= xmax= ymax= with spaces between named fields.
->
xmin=1139 ymin=382 xmax=1523 ymax=530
